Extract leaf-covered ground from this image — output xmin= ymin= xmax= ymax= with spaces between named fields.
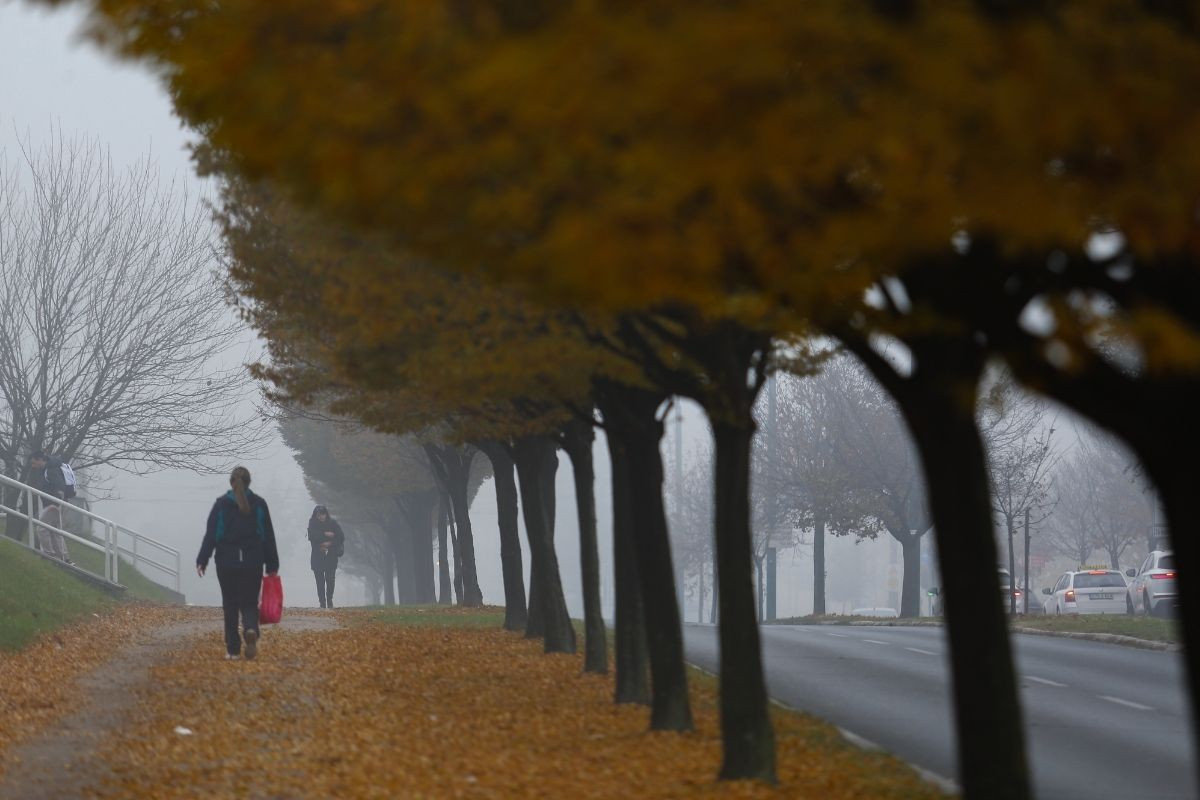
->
xmin=1 ymin=605 xmax=950 ymax=798
xmin=0 ymin=604 xmax=194 ymax=776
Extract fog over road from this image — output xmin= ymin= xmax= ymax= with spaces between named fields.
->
xmin=683 ymin=624 xmax=1196 ymax=800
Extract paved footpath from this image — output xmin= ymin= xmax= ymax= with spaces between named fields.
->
xmin=0 ymin=611 xmax=339 ymax=800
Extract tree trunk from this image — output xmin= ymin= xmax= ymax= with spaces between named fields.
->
xmin=512 ymin=436 xmax=576 ymax=654
xmin=425 ymin=445 xmax=484 ymax=606
xmin=900 ymin=532 xmax=922 ymax=618
xmin=608 ymin=428 xmax=650 ymax=705
xmin=902 ymin=386 xmax=1030 ymax=800
xmin=437 ymin=500 xmax=452 ymax=605
xmin=392 ymin=522 xmax=417 ymax=605
xmin=710 ymin=569 xmax=719 ymax=624
xmin=813 ymin=516 xmax=826 ymax=616
xmin=754 ymin=555 xmax=765 ymax=623
xmin=399 ymin=491 xmax=437 ymax=604
xmin=382 ymin=544 xmax=396 ymax=606
xmin=448 ymin=456 xmax=483 ymax=607
xmin=1007 ymin=516 xmax=1018 ymax=615
xmin=561 ymin=418 xmax=608 ymax=674
xmin=711 ymin=420 xmax=775 ymax=781
xmin=478 ymin=441 xmax=527 ymax=631
xmin=599 ymin=384 xmax=693 ymax=731
xmin=1138 ymin=449 xmax=1200 ymax=784
xmin=449 ymin=514 xmax=464 ymax=605
xmin=525 ymin=560 xmax=545 ymax=638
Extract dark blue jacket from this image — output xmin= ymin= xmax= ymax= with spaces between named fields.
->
xmin=197 ymin=490 xmax=280 ymax=573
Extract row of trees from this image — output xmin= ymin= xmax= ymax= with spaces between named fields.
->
xmin=670 ymin=358 xmax=1159 ymax=621
xmin=63 ymin=2 xmax=1200 ymax=796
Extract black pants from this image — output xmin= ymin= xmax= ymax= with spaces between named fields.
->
xmin=314 ymin=566 xmax=336 ymax=608
xmin=216 ymin=565 xmax=261 ymax=655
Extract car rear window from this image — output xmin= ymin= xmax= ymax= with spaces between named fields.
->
xmin=1074 ymin=573 xmax=1126 ymax=588
xmin=1158 ymin=555 xmax=1176 ymax=570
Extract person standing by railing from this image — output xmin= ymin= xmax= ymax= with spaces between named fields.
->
xmin=196 ymin=466 xmax=280 ymax=661
xmin=28 ymin=451 xmax=73 ymax=565
xmin=307 ymin=505 xmax=344 ymax=609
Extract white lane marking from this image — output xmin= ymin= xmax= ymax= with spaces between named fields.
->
xmin=1026 ymin=676 xmax=1068 ymax=688
xmin=905 ymin=647 xmax=938 ymax=656
xmin=827 ymin=632 xmax=848 ymax=638
xmin=862 ymin=639 xmax=888 ymax=645
xmin=1099 ymin=695 xmax=1154 ymax=711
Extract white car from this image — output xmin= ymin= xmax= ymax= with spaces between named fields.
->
xmin=1042 ymin=570 xmax=1128 ymax=615
xmin=1126 ymin=551 xmax=1177 ymax=617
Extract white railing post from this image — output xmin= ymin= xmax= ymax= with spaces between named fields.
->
xmin=176 ymin=551 xmax=182 ymax=594
xmin=111 ymin=523 xmax=119 ymax=585
xmin=25 ymin=488 xmax=34 ymax=549
xmin=132 ymin=533 xmax=139 ymax=573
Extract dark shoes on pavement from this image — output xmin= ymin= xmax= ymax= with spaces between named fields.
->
xmin=243 ymin=628 xmax=258 ymax=660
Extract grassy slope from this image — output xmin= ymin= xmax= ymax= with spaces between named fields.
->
xmin=0 ymin=534 xmax=181 ymax=651
xmin=0 ymin=536 xmax=115 ymax=651
xmin=66 ymin=536 xmax=179 ymax=603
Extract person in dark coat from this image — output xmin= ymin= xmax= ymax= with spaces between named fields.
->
xmin=308 ymin=505 xmax=344 ymax=609
xmin=196 ymin=466 xmax=279 ymax=660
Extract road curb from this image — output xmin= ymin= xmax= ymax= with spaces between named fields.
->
xmin=770 ymin=620 xmax=1179 ymax=651
xmin=1009 ymin=625 xmax=1181 ymax=652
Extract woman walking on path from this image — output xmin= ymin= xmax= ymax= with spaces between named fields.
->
xmin=196 ymin=467 xmax=279 ymax=660
xmin=308 ymin=505 xmax=344 ymax=609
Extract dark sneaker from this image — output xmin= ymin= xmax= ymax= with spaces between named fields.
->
xmin=244 ymin=629 xmax=258 ymax=660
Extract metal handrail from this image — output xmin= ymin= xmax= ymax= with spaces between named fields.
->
xmin=0 ymin=472 xmax=182 ymax=593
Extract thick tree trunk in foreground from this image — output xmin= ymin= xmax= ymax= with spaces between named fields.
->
xmin=711 ymin=420 xmax=775 ymax=781
xmin=608 ymin=430 xmax=650 ymax=705
xmin=812 ymin=516 xmax=826 ymax=616
xmin=600 ymin=385 xmax=692 ymax=732
xmin=900 ymin=531 xmax=923 ymax=618
xmin=902 ymin=385 xmax=1029 ymax=800
xmin=561 ymin=418 xmax=608 ymax=674
xmin=478 ymin=441 xmax=527 ymax=631
xmin=512 ymin=436 xmax=576 ymax=654
xmin=1145 ymin=460 xmax=1200 ymax=788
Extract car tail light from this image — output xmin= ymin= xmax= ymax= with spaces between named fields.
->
xmin=1152 ymin=573 xmax=1176 ymax=580
xmin=1065 ymin=590 xmax=1075 ymax=602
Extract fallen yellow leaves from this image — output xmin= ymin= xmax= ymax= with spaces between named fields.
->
xmin=0 ymin=604 xmax=197 ymax=780
xmin=83 ymin=608 xmax=945 ymax=799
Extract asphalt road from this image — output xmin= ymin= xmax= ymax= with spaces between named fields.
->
xmin=683 ymin=624 xmax=1196 ymax=799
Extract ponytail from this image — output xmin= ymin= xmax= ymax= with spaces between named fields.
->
xmin=230 ymin=466 xmax=252 ymax=514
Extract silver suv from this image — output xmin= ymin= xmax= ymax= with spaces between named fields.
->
xmin=1126 ymin=550 xmax=1177 ymax=617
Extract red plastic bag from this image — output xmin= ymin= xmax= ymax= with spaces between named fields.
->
xmin=259 ymin=574 xmax=283 ymax=625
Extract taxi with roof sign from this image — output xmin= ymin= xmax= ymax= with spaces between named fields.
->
xmin=1041 ymin=568 xmax=1129 ymax=615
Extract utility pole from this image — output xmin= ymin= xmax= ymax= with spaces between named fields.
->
xmin=1023 ymin=507 xmax=1031 ymax=615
